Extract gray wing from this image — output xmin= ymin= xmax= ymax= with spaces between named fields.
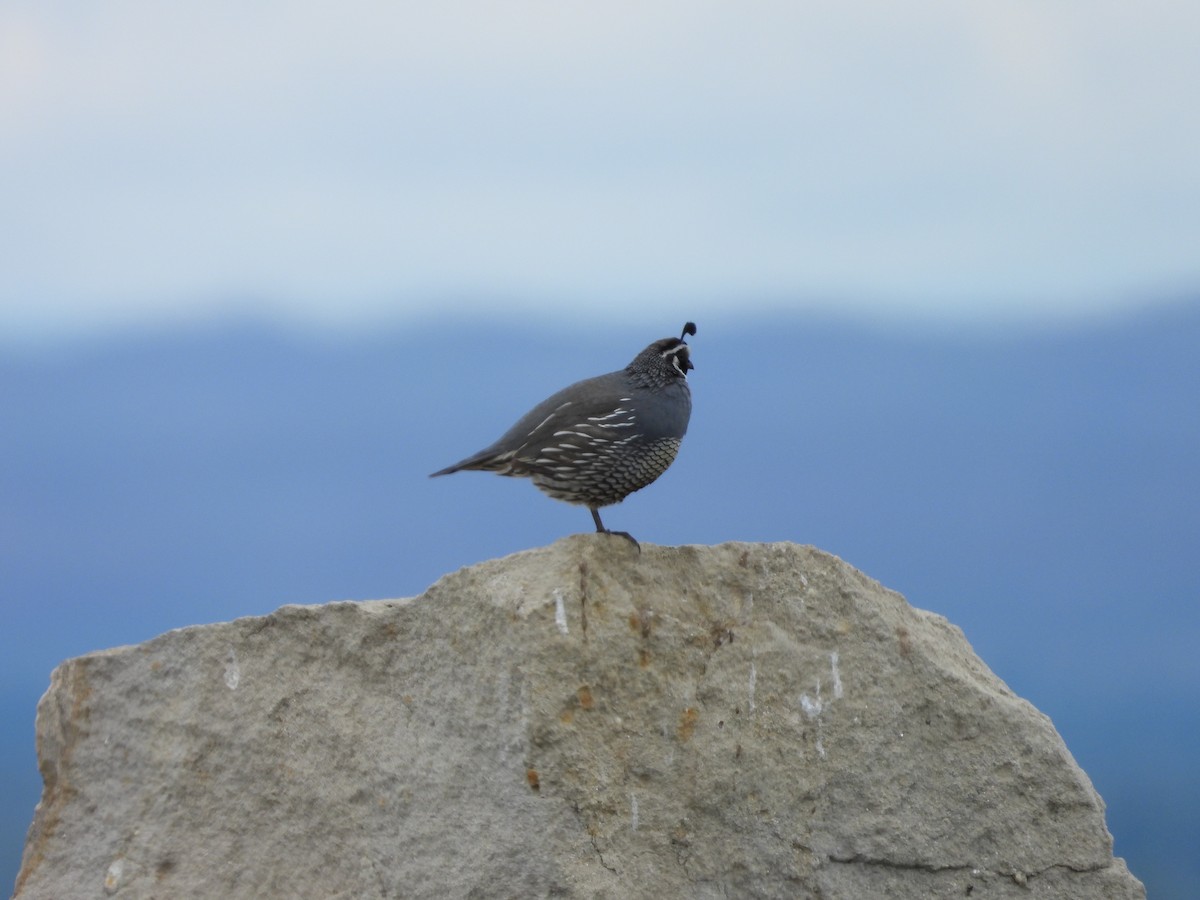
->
xmin=430 ymin=371 xmax=632 ymax=476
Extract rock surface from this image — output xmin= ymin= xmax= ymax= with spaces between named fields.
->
xmin=15 ymin=539 xmax=1143 ymax=899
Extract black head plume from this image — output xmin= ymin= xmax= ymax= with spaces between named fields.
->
xmin=673 ymin=321 xmax=696 ymax=374
xmin=667 ymin=322 xmax=695 ymax=375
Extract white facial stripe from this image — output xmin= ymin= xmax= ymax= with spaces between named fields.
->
xmin=662 ymin=343 xmax=689 ymax=374
xmin=661 ymin=343 xmax=690 ymax=375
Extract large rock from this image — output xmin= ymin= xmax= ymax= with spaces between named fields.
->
xmin=15 ymin=539 xmax=1143 ymax=899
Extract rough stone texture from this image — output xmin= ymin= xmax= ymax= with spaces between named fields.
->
xmin=15 ymin=539 xmax=1144 ymax=899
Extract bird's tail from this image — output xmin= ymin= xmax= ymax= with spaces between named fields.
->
xmin=429 ymin=446 xmax=516 ymax=477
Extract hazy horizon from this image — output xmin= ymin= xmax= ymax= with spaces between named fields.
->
xmin=4 ymin=3 xmax=1199 ymax=342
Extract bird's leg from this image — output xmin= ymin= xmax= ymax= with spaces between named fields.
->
xmin=590 ymin=508 xmax=640 ymax=551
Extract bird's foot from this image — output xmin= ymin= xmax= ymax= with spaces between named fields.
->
xmin=602 ymin=529 xmax=641 ymax=552
xmin=590 ymin=509 xmax=640 ymax=552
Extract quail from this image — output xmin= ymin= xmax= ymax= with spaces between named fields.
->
xmin=431 ymin=323 xmax=696 ymax=546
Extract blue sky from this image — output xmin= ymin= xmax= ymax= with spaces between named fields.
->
xmin=2 ymin=2 xmax=1199 ymax=342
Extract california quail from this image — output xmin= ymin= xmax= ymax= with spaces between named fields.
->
xmin=431 ymin=323 xmax=696 ymax=546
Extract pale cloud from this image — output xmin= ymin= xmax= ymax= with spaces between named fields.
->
xmin=2 ymin=2 xmax=1198 ymax=340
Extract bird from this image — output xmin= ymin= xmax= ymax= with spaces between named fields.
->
xmin=430 ymin=323 xmax=696 ymax=547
